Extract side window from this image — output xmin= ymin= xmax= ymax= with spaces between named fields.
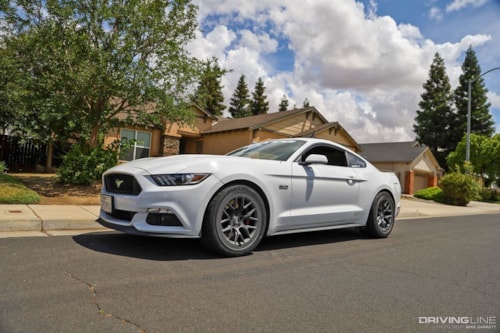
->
xmin=302 ymin=145 xmax=348 ymax=167
xmin=347 ymin=152 xmax=367 ymax=168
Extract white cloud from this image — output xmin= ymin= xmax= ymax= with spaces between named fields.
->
xmin=428 ymin=6 xmax=444 ymax=21
xmin=188 ymin=25 xmax=236 ymax=60
xmin=190 ymin=0 xmax=495 ymax=142
xmin=238 ymin=30 xmax=278 ymax=54
xmin=446 ymin=0 xmax=489 ymax=12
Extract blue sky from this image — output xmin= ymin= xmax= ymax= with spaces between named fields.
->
xmin=188 ymin=0 xmax=500 ymax=142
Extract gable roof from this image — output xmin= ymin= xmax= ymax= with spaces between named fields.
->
xmin=360 ymin=141 xmax=428 ymax=163
xmin=297 ymin=122 xmax=362 ymax=152
xmin=203 ymin=107 xmax=326 ymax=134
xmin=189 ymin=103 xmax=218 ymax=121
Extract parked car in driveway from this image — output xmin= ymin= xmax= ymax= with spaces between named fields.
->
xmin=98 ymin=138 xmax=401 ymax=256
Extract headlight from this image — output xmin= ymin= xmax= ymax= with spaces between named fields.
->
xmin=150 ymin=173 xmax=210 ymax=186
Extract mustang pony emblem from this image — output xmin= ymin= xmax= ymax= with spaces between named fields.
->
xmin=114 ymin=179 xmax=124 ymax=188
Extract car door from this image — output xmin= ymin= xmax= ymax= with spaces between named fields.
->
xmin=289 ymin=145 xmax=362 ymax=229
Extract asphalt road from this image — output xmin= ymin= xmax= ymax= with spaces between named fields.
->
xmin=1 ymin=214 xmax=499 ymax=333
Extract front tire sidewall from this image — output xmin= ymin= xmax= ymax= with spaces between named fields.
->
xmin=202 ymin=185 xmax=267 ymax=257
xmin=364 ymin=192 xmax=395 ymax=238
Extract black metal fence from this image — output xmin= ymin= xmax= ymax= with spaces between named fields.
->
xmin=0 ymin=135 xmax=47 ymax=171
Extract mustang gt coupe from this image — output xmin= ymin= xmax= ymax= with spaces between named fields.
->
xmin=98 ymin=138 xmax=401 ymax=256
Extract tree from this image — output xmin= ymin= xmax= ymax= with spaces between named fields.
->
xmin=251 ymin=77 xmax=269 ymax=115
xmin=228 ymin=75 xmax=251 ymax=118
xmin=278 ymin=94 xmax=289 ymax=111
xmin=447 ymin=134 xmax=500 ymax=186
xmin=0 ymin=46 xmax=19 ymax=132
xmin=303 ymin=98 xmax=310 ymax=107
xmin=1 ymin=0 xmax=201 ymax=152
xmin=452 ymin=47 xmax=495 ymax=146
xmin=413 ymin=53 xmax=455 ymax=169
xmin=192 ymin=58 xmax=227 ymax=116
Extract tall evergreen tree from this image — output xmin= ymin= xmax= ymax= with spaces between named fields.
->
xmin=453 ymin=46 xmax=495 ymax=145
xmin=193 ymin=58 xmax=227 ymax=116
xmin=251 ymin=77 xmax=269 ymax=115
xmin=228 ymin=75 xmax=251 ymax=118
xmin=278 ymin=94 xmax=289 ymax=111
xmin=413 ymin=52 xmax=454 ymax=169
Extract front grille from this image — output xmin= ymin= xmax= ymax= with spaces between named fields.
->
xmin=105 ymin=173 xmax=141 ymax=195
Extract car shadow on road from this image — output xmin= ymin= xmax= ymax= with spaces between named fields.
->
xmin=73 ymin=228 xmax=366 ymax=261
xmin=257 ymin=228 xmax=365 ymax=252
xmin=73 ymin=232 xmax=217 ymax=261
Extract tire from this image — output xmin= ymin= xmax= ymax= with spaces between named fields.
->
xmin=202 ymin=185 xmax=267 ymax=257
xmin=362 ymin=191 xmax=395 ymax=238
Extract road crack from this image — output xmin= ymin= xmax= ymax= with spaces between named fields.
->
xmin=62 ymin=269 xmax=147 ymax=333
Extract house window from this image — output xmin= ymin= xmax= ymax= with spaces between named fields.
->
xmin=120 ymin=129 xmax=151 ymax=161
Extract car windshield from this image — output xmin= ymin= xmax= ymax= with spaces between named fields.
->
xmin=227 ymin=140 xmax=306 ymax=161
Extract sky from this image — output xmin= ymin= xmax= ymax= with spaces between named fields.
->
xmin=186 ymin=0 xmax=500 ymax=143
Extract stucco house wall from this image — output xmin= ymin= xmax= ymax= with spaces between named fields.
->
xmin=361 ymin=142 xmax=442 ymax=195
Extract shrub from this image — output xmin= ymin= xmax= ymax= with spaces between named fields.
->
xmin=414 ymin=186 xmax=443 ymax=202
xmin=0 ymin=161 xmax=6 ymax=173
xmin=439 ymin=165 xmax=481 ymax=206
xmin=479 ymin=188 xmax=499 ymax=202
xmin=57 ymin=143 xmax=119 ymax=185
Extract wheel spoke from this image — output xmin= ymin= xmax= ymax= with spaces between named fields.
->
xmin=376 ymin=199 xmax=393 ymax=231
xmin=217 ymin=194 xmax=262 ymax=247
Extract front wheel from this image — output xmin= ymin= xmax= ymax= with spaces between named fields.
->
xmin=362 ymin=191 xmax=395 ymax=238
xmin=202 ymin=185 xmax=267 ymax=257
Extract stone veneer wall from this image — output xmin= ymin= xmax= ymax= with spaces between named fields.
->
xmin=161 ymin=135 xmax=180 ymax=156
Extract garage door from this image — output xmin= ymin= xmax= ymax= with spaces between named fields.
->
xmin=414 ymin=173 xmax=428 ymax=192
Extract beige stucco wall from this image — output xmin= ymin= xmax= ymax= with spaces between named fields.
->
xmin=202 ymin=131 xmax=252 ymax=155
xmin=265 ymin=113 xmax=325 ymax=136
xmin=164 ymin=107 xmax=214 ymax=138
xmin=314 ymin=130 xmax=359 ymax=153
xmin=412 ymin=152 xmax=436 ymax=173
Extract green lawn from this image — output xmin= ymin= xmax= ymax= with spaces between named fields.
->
xmin=0 ymin=173 xmax=40 ymax=204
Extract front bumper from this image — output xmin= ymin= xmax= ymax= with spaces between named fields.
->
xmin=98 ymin=171 xmax=222 ymax=237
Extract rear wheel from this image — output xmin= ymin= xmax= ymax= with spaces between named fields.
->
xmin=362 ymin=191 xmax=395 ymax=238
xmin=202 ymin=185 xmax=267 ymax=256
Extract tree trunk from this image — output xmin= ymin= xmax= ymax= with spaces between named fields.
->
xmin=87 ymin=125 xmax=101 ymax=149
xmin=45 ymin=136 xmax=53 ymax=172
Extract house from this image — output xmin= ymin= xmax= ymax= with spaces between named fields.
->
xmin=104 ymin=105 xmax=362 ymax=161
xmin=202 ymin=107 xmax=361 ymax=154
xmin=360 ymin=141 xmax=442 ymax=194
xmin=104 ymin=104 xmax=217 ymax=159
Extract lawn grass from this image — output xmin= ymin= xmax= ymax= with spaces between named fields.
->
xmin=0 ymin=173 xmax=40 ymax=204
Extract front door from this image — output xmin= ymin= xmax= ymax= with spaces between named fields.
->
xmin=289 ymin=145 xmax=361 ymax=229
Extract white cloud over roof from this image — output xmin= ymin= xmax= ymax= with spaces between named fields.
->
xmin=188 ymin=0 xmax=497 ymax=142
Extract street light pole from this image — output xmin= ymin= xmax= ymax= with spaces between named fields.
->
xmin=466 ymin=66 xmax=500 ymax=162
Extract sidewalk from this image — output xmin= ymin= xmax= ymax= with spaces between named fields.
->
xmin=0 ymin=198 xmax=499 ymax=237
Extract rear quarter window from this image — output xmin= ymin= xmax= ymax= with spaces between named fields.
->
xmin=347 ymin=152 xmax=366 ymax=168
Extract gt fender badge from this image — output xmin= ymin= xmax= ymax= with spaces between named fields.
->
xmin=279 ymin=185 xmax=289 ymax=190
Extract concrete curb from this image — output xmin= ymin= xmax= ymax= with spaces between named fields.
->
xmin=0 ymin=199 xmax=499 ymax=234
xmin=0 ymin=205 xmax=105 ymax=233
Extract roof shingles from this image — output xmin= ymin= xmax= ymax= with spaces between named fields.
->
xmin=360 ymin=141 xmax=426 ymax=163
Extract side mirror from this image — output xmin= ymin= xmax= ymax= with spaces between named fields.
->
xmin=300 ymin=154 xmax=328 ymax=165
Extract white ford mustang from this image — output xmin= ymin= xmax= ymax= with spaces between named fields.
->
xmin=98 ymin=138 xmax=401 ymax=256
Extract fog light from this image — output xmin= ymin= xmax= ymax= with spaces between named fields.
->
xmin=146 ymin=213 xmax=183 ymax=227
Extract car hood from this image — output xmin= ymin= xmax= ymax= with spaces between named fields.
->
xmin=106 ymin=155 xmax=243 ymax=175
